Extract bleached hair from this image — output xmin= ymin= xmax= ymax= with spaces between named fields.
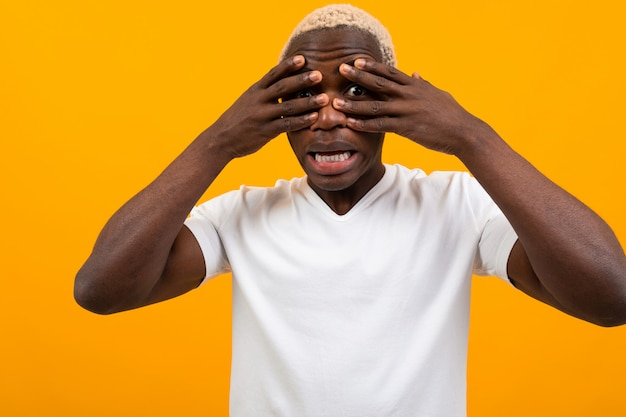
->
xmin=279 ymin=4 xmax=396 ymax=67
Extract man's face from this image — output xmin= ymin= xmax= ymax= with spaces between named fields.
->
xmin=283 ymin=29 xmax=386 ymax=204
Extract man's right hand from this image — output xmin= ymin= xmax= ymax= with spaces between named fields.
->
xmin=205 ymin=54 xmax=327 ymax=160
xmin=74 ymin=55 xmax=327 ymax=314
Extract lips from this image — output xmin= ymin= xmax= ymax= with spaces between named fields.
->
xmin=306 ymin=149 xmax=358 ymax=176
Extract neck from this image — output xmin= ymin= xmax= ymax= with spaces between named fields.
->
xmin=308 ymin=165 xmax=386 ymax=215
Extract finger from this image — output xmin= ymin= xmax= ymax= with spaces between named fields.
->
xmin=341 ymin=59 xmax=413 ymax=91
xmin=338 ymin=62 xmax=397 ymax=96
xmin=333 ymin=96 xmax=415 ymax=120
xmin=268 ymin=69 xmax=323 ymax=102
xmin=268 ymin=111 xmax=320 ymax=134
xmin=346 ymin=116 xmax=397 ymax=134
xmin=355 ymin=59 xmax=414 ymax=85
xmin=277 ymin=93 xmax=328 ymax=118
xmin=259 ymin=55 xmax=307 ymax=89
xmin=332 ymin=97 xmax=390 ymax=118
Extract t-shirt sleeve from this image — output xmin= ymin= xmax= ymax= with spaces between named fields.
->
xmin=473 ymin=212 xmax=518 ymax=281
xmin=183 ymin=198 xmax=232 ymax=286
xmin=464 ymin=176 xmax=518 ymax=282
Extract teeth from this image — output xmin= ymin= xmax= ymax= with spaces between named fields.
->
xmin=315 ymin=151 xmax=351 ymax=163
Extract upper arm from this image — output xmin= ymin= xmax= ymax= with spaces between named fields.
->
xmin=142 ymin=225 xmax=207 ymax=307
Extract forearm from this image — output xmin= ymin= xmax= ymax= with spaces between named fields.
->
xmin=75 ymin=129 xmax=231 ymax=313
xmin=75 ymin=55 xmax=326 ymax=313
xmin=335 ymin=60 xmax=626 ymax=323
xmin=457 ymin=123 xmax=626 ymax=323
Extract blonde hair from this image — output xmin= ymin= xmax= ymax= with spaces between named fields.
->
xmin=280 ymin=4 xmax=396 ymax=67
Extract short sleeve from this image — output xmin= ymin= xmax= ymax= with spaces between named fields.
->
xmin=473 ymin=212 xmax=518 ymax=282
xmin=184 ymin=202 xmax=232 ymax=286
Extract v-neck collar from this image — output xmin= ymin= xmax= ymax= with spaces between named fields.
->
xmin=301 ymin=164 xmax=393 ymax=221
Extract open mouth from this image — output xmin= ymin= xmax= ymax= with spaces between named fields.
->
xmin=312 ymin=151 xmax=353 ymax=162
xmin=306 ymin=150 xmax=357 ymax=176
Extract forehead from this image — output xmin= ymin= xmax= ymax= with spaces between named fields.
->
xmin=284 ymin=28 xmax=383 ymax=64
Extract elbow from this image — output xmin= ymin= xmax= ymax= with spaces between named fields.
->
xmin=585 ymin=279 xmax=626 ymax=328
xmin=74 ymin=290 xmax=111 ymax=316
xmin=589 ymin=302 xmax=626 ymax=328
xmin=74 ymin=267 xmax=121 ymax=315
xmin=580 ymin=262 xmax=626 ymax=327
xmin=596 ymin=320 xmax=626 ymax=328
xmin=588 ymin=312 xmax=626 ymax=328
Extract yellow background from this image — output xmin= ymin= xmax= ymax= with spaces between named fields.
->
xmin=2 ymin=0 xmax=625 ymax=415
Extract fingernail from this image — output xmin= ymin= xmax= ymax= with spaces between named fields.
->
xmin=334 ymin=98 xmax=346 ymax=107
xmin=340 ymin=63 xmax=353 ymax=73
xmin=315 ymin=94 xmax=328 ymax=105
xmin=293 ymin=55 xmax=304 ymax=65
xmin=309 ymin=71 xmax=322 ymax=82
xmin=354 ymin=59 xmax=366 ymax=69
xmin=305 ymin=112 xmax=318 ymax=121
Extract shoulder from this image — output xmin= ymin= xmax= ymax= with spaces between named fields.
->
xmin=238 ymin=177 xmax=307 ymax=206
xmin=385 ymin=164 xmax=497 ymax=219
xmin=189 ymin=176 xmax=307 ymax=223
xmin=386 ymin=163 xmax=477 ymax=195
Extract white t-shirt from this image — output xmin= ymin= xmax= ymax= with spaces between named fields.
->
xmin=184 ymin=163 xmax=518 ymax=417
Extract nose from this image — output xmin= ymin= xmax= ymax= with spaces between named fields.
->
xmin=310 ymin=96 xmax=347 ymax=130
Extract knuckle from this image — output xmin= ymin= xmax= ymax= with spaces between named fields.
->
xmin=268 ymin=66 xmax=279 ymax=79
xmin=351 ymin=118 xmax=365 ymax=130
xmin=281 ymin=117 xmax=293 ymax=131
xmin=373 ymin=76 xmax=387 ymax=90
xmin=337 ymin=99 xmax=353 ymax=111
xmin=301 ymin=72 xmax=312 ymax=84
xmin=282 ymin=100 xmax=296 ymax=116
xmin=388 ymin=66 xmax=401 ymax=77
xmin=302 ymin=70 xmax=320 ymax=85
xmin=273 ymin=81 xmax=287 ymax=97
xmin=369 ymin=101 xmax=383 ymax=115
xmin=350 ymin=67 xmax=364 ymax=81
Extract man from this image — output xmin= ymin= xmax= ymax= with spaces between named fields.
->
xmin=75 ymin=4 xmax=626 ymax=416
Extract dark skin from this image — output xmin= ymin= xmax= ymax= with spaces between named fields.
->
xmin=284 ymin=30 xmax=387 ymax=215
xmin=75 ymin=29 xmax=626 ymax=327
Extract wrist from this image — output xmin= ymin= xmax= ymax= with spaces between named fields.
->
xmin=453 ymin=118 xmax=502 ymax=162
xmin=194 ymin=126 xmax=237 ymax=167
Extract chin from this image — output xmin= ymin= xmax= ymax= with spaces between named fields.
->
xmin=306 ymin=172 xmax=359 ymax=193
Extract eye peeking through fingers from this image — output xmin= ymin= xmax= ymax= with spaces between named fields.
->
xmin=284 ymin=84 xmax=372 ymax=103
xmin=298 ymin=89 xmax=315 ymax=99
xmin=282 ymin=89 xmax=315 ymax=101
xmin=345 ymin=84 xmax=368 ymax=98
